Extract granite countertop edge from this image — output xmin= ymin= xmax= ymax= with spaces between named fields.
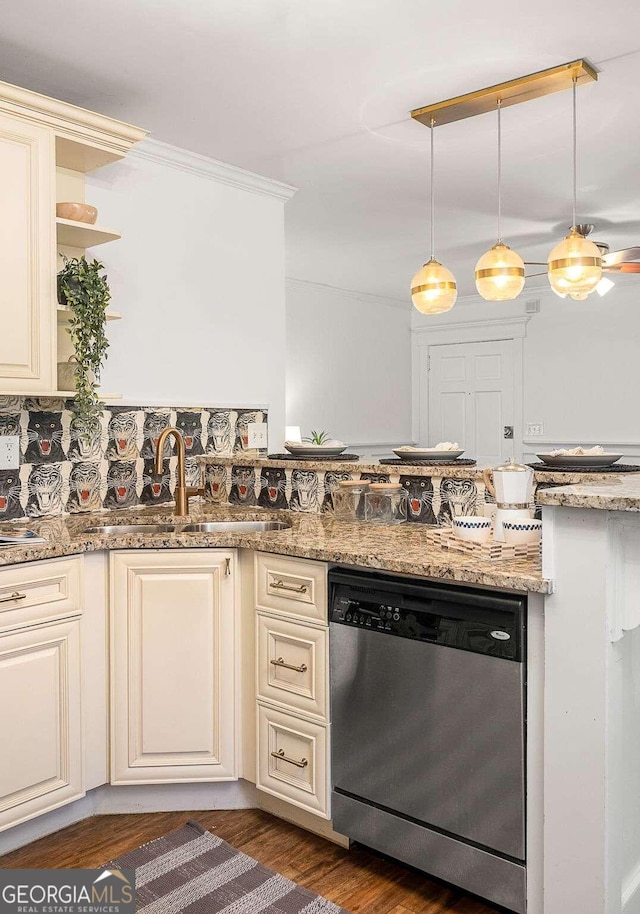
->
xmin=538 ymin=475 xmax=640 ymax=511
xmin=0 ymin=504 xmax=551 ymax=594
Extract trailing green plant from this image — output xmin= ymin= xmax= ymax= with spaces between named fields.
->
xmin=303 ymin=430 xmax=331 ymax=445
xmin=57 ymin=255 xmax=111 ymax=433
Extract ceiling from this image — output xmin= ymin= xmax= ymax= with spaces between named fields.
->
xmin=2 ymin=0 xmax=640 ymax=300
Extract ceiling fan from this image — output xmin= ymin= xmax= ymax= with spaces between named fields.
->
xmin=526 ymin=225 xmax=640 ymax=296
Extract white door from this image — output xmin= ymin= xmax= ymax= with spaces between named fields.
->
xmin=110 ymin=550 xmax=237 ymax=784
xmin=427 ymin=339 xmax=517 ymax=466
xmin=0 ymin=112 xmax=55 ymax=393
xmin=0 ymin=618 xmax=84 ymax=832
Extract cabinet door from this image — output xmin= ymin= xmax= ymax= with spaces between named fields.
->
xmin=110 ymin=550 xmax=237 ymax=784
xmin=0 ymin=618 xmax=84 ymax=832
xmin=0 ymin=113 xmax=55 ymax=392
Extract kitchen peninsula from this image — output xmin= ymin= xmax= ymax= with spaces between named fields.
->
xmin=2 ymin=469 xmax=640 ymax=913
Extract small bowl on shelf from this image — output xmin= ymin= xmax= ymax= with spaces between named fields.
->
xmin=452 ymin=515 xmax=492 ymax=544
xmin=502 ymin=518 xmax=542 ymax=546
xmin=56 ymin=202 xmax=98 ymax=224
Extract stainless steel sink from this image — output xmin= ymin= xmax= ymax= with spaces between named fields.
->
xmin=84 ymin=524 xmax=180 ymax=535
xmin=180 ymin=521 xmax=291 ymax=533
xmin=84 ymin=520 xmax=291 ymax=535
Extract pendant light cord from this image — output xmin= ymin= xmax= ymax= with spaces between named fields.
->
xmin=430 ymin=117 xmax=435 ymax=260
xmin=572 ymin=76 xmax=577 ymax=228
xmin=497 ymin=99 xmax=502 ymax=243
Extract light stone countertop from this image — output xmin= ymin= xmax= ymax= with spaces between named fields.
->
xmin=199 ymin=454 xmax=630 ymax=486
xmin=537 ymin=474 xmax=640 ymax=512
xmin=0 ymin=503 xmax=550 ymax=593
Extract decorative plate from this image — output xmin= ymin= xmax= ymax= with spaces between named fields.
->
xmin=393 ymin=447 xmax=465 ymax=461
xmin=284 ymin=444 xmax=347 ymax=458
xmin=536 ymin=453 xmax=623 ymax=468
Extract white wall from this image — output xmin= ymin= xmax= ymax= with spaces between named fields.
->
xmin=286 ymin=280 xmax=412 ymax=455
xmin=86 ymin=141 xmax=294 ymax=448
xmin=412 ymin=278 xmax=640 ymax=460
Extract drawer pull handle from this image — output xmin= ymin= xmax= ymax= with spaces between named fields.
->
xmin=225 ymin=557 xmax=231 ymax=576
xmin=271 ymin=579 xmax=308 ymax=594
xmin=271 ymin=748 xmax=308 ymax=768
xmin=270 ymin=656 xmax=308 ymax=673
xmin=0 ymin=591 xmax=27 ymax=604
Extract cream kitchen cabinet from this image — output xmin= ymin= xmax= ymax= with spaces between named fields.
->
xmin=110 ymin=550 xmax=238 ymax=784
xmin=0 ymin=112 xmax=56 ymax=393
xmin=254 ymin=552 xmax=331 ymax=818
xmin=0 ymin=79 xmax=145 ymax=395
xmin=0 ymin=559 xmax=84 ymax=833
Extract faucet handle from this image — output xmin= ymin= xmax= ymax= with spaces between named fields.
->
xmin=185 ymin=486 xmax=205 ymax=497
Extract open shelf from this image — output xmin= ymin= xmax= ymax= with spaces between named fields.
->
xmin=57 ymin=306 xmax=122 ymax=322
xmin=56 ymin=217 xmax=121 ymax=248
xmin=55 ymin=136 xmax=129 ymax=173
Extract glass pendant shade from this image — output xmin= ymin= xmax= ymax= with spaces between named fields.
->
xmin=411 ymin=258 xmax=457 ymax=314
xmin=548 ymin=227 xmax=602 ymax=299
xmin=475 ymin=242 xmax=525 ymax=301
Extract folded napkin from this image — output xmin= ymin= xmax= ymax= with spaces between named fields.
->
xmin=396 ymin=442 xmax=460 ymax=451
xmin=549 ymin=445 xmax=605 ymax=457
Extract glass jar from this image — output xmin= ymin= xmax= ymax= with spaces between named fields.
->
xmin=364 ymin=483 xmax=408 ymax=525
xmin=332 ymin=480 xmax=370 ymax=521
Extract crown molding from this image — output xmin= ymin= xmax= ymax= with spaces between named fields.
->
xmin=0 ymin=78 xmax=148 ymax=159
xmin=286 ymin=277 xmax=409 ymax=311
xmin=130 ymin=138 xmax=297 ymax=202
xmin=412 ymin=314 xmax=531 ymax=342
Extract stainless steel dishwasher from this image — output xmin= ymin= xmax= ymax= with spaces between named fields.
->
xmin=329 ymin=568 xmax=527 ymax=914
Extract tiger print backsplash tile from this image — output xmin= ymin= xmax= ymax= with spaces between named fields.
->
xmin=202 ymin=458 xmax=488 ymax=526
xmin=0 ymin=397 xmax=268 ymax=519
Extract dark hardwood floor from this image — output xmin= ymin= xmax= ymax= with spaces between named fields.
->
xmin=0 ymin=809 xmax=502 ymax=913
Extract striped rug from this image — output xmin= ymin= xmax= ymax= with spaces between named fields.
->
xmin=106 ymin=820 xmax=349 ymax=913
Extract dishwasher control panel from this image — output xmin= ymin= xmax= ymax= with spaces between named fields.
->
xmin=329 ymin=570 xmax=524 ymax=660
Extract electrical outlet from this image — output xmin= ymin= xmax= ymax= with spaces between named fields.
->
xmin=247 ymin=422 xmax=268 ymax=450
xmin=0 ymin=436 xmax=20 ymax=469
xmin=526 ymin=423 xmax=544 ymax=437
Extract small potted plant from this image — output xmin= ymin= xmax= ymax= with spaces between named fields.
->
xmin=57 ymin=255 xmax=111 ymax=433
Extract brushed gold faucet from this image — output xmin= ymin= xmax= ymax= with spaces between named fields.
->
xmin=155 ymin=427 xmax=205 ymax=517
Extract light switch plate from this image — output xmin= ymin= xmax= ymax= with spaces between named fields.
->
xmin=526 ymin=423 xmax=544 ymax=437
xmin=247 ymin=422 xmax=268 ymax=450
xmin=0 ymin=436 xmax=20 ymax=469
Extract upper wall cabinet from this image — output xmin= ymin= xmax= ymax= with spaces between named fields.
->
xmin=0 ymin=80 xmax=146 ymax=396
xmin=0 ymin=114 xmax=55 ymax=393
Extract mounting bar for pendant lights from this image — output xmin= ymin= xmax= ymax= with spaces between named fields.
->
xmin=411 ymin=59 xmax=597 ymax=128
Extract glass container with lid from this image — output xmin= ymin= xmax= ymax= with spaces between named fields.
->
xmin=332 ymin=479 xmax=370 ymax=521
xmin=364 ymin=483 xmax=408 ymax=525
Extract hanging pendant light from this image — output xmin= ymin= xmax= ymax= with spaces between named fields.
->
xmin=411 ymin=119 xmax=457 ymax=314
xmin=475 ymin=100 xmax=525 ymax=301
xmin=548 ymin=78 xmax=602 ymax=300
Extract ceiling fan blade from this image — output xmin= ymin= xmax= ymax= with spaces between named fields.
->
xmin=525 ymin=271 xmax=548 ymax=278
xmin=524 ymin=262 xmax=547 ymax=266
xmin=602 ymin=247 xmax=640 ymax=266
xmin=603 ymin=262 xmax=640 ymax=274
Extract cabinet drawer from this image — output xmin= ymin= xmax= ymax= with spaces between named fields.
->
xmin=257 ymin=703 xmax=329 ymax=818
xmin=255 ymin=553 xmax=327 ymax=624
xmin=257 ymin=614 xmax=328 ymax=720
xmin=0 ymin=557 xmax=82 ymax=633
